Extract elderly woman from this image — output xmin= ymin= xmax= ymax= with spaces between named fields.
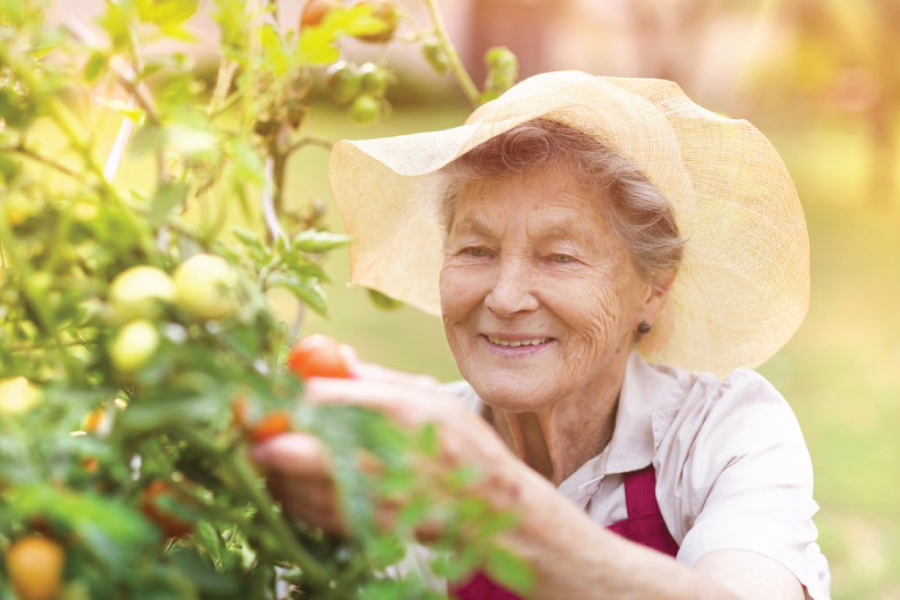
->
xmin=252 ymin=72 xmax=830 ymax=599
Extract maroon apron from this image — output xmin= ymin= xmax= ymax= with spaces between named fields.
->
xmin=450 ymin=465 xmax=679 ymax=599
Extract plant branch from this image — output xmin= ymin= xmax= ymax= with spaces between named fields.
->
xmin=208 ymin=60 xmax=239 ymax=117
xmin=261 ymin=157 xmax=286 ymax=244
xmin=2 ymin=145 xmax=84 ymax=181
xmin=285 ymin=135 xmax=334 ymax=157
xmin=0 ymin=213 xmax=82 ymax=379
xmin=62 ymin=19 xmax=159 ymax=122
xmin=0 ymin=43 xmax=155 ymax=260
xmin=421 ymin=0 xmax=480 ymax=107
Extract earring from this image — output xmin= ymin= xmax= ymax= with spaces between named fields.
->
xmin=637 ymin=321 xmax=652 ymax=334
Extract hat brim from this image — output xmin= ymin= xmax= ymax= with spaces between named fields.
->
xmin=328 ymin=71 xmax=810 ymax=376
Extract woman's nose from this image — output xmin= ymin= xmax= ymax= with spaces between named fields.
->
xmin=484 ymin=258 xmax=539 ymax=317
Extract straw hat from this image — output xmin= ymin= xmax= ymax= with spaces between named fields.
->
xmin=328 ymin=71 xmax=809 ymax=376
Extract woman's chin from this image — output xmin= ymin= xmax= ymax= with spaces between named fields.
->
xmin=468 ymin=375 xmax=554 ymax=413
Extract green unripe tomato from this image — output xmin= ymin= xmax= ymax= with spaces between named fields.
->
xmin=349 ymin=94 xmax=380 ymax=125
xmin=110 ymin=320 xmax=160 ymax=373
xmin=173 ymin=254 xmax=239 ymax=320
xmin=109 ymin=266 xmax=176 ymax=322
xmin=324 ymin=62 xmax=361 ymax=104
xmin=358 ymin=63 xmax=389 ymax=97
xmin=421 ymin=38 xmax=449 ymax=75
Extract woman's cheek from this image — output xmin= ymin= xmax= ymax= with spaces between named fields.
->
xmin=440 ymin=265 xmax=481 ymax=356
xmin=559 ymin=280 xmax=621 ymax=374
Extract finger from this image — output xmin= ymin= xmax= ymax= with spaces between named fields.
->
xmin=335 ymin=349 xmax=440 ymax=388
xmin=251 ymin=432 xmax=334 ymax=478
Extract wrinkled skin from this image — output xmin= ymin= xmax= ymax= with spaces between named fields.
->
xmin=254 ymin=160 xmax=670 ymax=523
xmin=440 ymin=163 xmax=669 ymax=483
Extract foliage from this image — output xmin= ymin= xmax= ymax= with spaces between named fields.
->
xmin=0 ymin=0 xmax=525 ymax=598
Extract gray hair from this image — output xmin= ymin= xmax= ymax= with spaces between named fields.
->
xmin=438 ymin=118 xmax=685 ymax=290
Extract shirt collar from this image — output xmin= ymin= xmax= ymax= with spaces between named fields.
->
xmin=594 ymin=351 xmax=685 ymax=475
xmin=557 ymin=351 xmax=686 ymax=506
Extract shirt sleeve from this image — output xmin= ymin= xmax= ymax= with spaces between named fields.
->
xmin=666 ymin=370 xmax=831 ymax=600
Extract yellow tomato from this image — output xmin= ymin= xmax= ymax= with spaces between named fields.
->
xmin=173 ymin=254 xmax=239 ymax=320
xmin=109 ymin=266 xmax=175 ymax=321
xmin=109 ymin=320 xmax=160 ymax=373
xmin=4 ymin=535 xmax=66 ymax=600
xmin=0 ymin=377 xmax=42 ymax=416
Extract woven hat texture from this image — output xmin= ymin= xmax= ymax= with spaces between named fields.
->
xmin=328 ymin=71 xmax=810 ymax=376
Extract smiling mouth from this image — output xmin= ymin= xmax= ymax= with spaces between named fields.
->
xmin=485 ymin=336 xmax=551 ymax=347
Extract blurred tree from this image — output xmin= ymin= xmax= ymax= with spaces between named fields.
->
xmin=465 ymin=0 xmax=556 ymax=82
xmin=623 ymin=0 xmax=747 ymax=88
xmin=760 ymin=0 xmax=900 ymax=205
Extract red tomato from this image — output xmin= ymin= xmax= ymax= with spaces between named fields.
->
xmin=286 ymin=334 xmax=352 ymax=380
xmin=140 ymin=480 xmax=195 ymax=540
xmin=299 ymin=0 xmax=338 ymax=29
xmin=249 ymin=410 xmax=292 ymax=444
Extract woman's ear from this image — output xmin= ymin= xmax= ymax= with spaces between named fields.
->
xmin=639 ymin=269 xmax=676 ymax=328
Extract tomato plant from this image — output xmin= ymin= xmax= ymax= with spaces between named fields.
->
xmin=140 ymin=479 xmax=197 ymax=540
xmin=0 ymin=0 xmax=525 ymax=598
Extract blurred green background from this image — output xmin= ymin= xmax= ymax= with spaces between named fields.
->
xmin=42 ymin=0 xmax=900 ymax=597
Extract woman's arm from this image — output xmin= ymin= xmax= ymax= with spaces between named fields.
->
xmin=252 ymin=371 xmax=806 ymax=600
xmin=497 ymin=456 xmax=804 ymax=600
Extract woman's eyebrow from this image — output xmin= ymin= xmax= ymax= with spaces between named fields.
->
xmin=531 ymin=221 xmax=593 ymax=247
xmin=452 ymin=217 xmax=497 ymax=238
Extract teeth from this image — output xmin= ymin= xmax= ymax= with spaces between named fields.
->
xmin=487 ymin=336 xmax=548 ymax=347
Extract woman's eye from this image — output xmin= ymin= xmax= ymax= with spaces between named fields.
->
xmin=463 ymin=247 xmax=490 ymax=258
xmin=550 ymin=254 xmax=576 ymax=264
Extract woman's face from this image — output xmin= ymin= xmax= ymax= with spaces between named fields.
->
xmin=440 ymin=163 xmax=655 ymax=412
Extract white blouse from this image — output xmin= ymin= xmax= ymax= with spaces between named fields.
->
xmin=439 ymin=351 xmax=832 ymax=600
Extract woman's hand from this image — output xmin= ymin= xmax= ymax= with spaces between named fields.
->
xmin=250 ymin=349 xmax=521 ymax=537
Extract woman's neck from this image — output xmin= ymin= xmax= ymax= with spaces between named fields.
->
xmin=487 ymin=350 xmax=630 ymax=486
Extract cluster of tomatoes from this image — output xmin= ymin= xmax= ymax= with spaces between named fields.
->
xmin=1 ymin=333 xmax=352 ymax=600
xmin=106 ymin=254 xmax=240 ymax=376
xmin=234 ymin=333 xmax=352 ymax=444
xmin=302 ymin=0 xmax=398 ymax=125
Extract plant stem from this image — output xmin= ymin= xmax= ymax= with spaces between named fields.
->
xmin=3 ymin=146 xmax=84 ymax=181
xmin=208 ymin=60 xmax=239 ymax=117
xmin=0 ymin=212 xmax=82 ymax=379
xmin=285 ymin=135 xmax=334 ymax=157
xmin=421 ymin=0 xmax=480 ymax=107
xmin=165 ymin=477 xmax=255 ymax=530
xmin=172 ymin=426 xmax=331 ymax=586
xmin=0 ymin=43 xmax=155 ymax=258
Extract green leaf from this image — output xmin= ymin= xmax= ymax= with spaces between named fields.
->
xmin=367 ymin=288 xmax=403 ymax=311
xmin=485 ymin=548 xmax=534 ymax=595
xmin=260 ymin=24 xmax=289 ymax=77
xmin=149 ymin=181 xmax=188 ymax=227
xmin=130 ymin=123 xmax=166 ymax=157
xmin=97 ymin=2 xmax=132 ymax=50
xmin=329 ymin=7 xmax=389 ymax=37
xmin=95 ymin=97 xmax=145 ymax=123
xmin=267 ymin=273 xmax=328 ymax=316
xmin=0 ymin=151 xmax=22 ymax=183
xmin=282 ymin=253 xmax=330 ymax=282
xmin=84 ymin=51 xmax=108 ymax=82
xmin=137 ymin=0 xmax=199 ymax=28
xmin=291 ymin=229 xmax=351 ymax=253
xmin=231 ymin=139 xmax=267 ymax=190
xmin=297 ymin=27 xmax=340 ymax=65
xmin=168 ymin=123 xmax=219 ymax=157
